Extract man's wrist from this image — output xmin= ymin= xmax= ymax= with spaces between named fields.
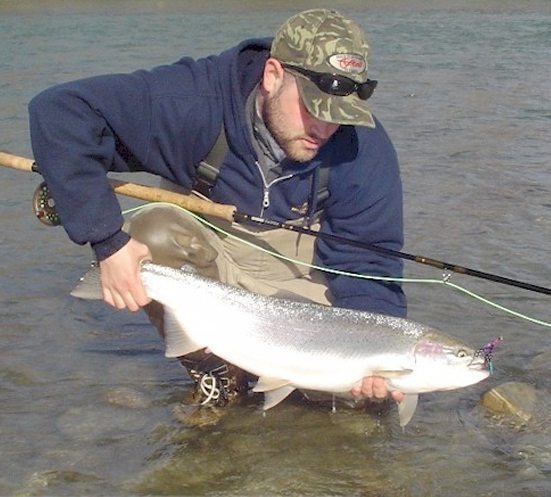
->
xmin=91 ymin=230 xmax=131 ymax=261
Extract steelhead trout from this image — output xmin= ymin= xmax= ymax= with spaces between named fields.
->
xmin=72 ymin=262 xmax=497 ymax=427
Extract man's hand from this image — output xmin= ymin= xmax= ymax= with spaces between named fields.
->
xmin=351 ymin=376 xmax=405 ymax=403
xmin=99 ymin=238 xmax=152 ymax=311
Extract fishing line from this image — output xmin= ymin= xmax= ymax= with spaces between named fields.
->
xmin=122 ymin=203 xmax=551 ymax=329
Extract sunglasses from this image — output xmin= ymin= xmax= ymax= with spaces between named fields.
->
xmin=283 ymin=64 xmax=378 ymax=100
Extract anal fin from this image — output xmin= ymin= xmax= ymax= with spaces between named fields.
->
xmin=374 ymin=369 xmax=413 ymax=379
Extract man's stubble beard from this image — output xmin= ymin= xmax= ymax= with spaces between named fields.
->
xmin=261 ymin=85 xmax=319 ymax=163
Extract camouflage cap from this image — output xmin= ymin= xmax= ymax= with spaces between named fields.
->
xmin=271 ymin=9 xmax=375 ymax=128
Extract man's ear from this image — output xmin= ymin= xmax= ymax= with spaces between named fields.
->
xmin=261 ymin=58 xmax=286 ymax=93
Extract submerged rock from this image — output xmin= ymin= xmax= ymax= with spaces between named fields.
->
xmin=17 ymin=470 xmax=104 ymax=496
xmin=173 ymin=403 xmax=229 ymax=428
xmin=103 ymin=387 xmax=151 ymax=409
xmin=480 ymin=381 xmax=538 ymax=427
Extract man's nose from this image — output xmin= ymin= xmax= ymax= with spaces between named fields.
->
xmin=309 ymin=117 xmax=339 ymax=140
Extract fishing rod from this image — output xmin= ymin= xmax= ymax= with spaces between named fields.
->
xmin=234 ymin=212 xmax=551 ymax=296
xmin=2 ymin=150 xmax=550 ymax=297
xmin=0 ymin=151 xmax=236 ymax=223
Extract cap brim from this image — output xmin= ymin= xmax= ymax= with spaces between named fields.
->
xmin=295 ymin=74 xmax=375 ymax=128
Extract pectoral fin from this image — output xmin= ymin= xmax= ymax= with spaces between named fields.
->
xmin=398 ymin=394 xmax=419 ymax=427
xmin=253 ymin=377 xmax=296 ymax=410
xmin=374 ymin=369 xmax=413 ymax=379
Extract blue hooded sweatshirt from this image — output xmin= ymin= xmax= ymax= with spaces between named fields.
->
xmin=28 ymin=38 xmax=407 ymax=317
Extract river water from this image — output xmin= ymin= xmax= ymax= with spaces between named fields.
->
xmin=1 ymin=1 xmax=551 ymax=495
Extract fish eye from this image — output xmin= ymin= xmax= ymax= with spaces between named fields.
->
xmin=456 ymin=349 xmax=469 ymax=358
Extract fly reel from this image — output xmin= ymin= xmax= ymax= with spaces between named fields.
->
xmin=32 ymin=181 xmax=60 ymax=226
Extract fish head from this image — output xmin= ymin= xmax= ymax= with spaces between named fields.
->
xmin=401 ymin=332 xmax=494 ymax=393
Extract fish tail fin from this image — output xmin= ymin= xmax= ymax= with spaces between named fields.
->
xmin=70 ymin=262 xmax=103 ymax=300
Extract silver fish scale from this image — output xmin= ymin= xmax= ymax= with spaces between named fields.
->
xmin=140 ymin=263 xmax=441 ymax=359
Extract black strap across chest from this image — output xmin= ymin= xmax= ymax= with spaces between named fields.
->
xmin=192 ymin=126 xmax=330 ymax=215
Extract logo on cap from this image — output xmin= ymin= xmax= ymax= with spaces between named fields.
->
xmin=328 ymin=54 xmax=366 ymax=75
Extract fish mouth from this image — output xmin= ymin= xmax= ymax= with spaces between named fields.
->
xmin=472 ymin=336 xmax=503 ymax=373
xmin=468 ymin=355 xmax=487 ymax=369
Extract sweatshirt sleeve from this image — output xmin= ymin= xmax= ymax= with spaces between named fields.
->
xmin=28 ymin=73 xmax=155 ymax=259
xmin=316 ymin=122 xmax=407 ymax=318
xmin=28 ymin=61 xmax=221 ymax=260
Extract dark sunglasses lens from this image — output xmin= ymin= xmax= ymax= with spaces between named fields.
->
xmin=286 ymin=65 xmax=377 ymax=100
xmin=316 ymin=73 xmax=377 ymax=100
xmin=357 ymin=80 xmax=378 ymax=100
xmin=317 ymin=74 xmax=356 ymax=96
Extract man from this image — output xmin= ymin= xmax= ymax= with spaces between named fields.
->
xmin=29 ymin=9 xmax=406 ymax=407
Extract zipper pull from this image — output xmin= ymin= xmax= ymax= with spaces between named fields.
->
xmin=262 ymin=188 xmax=270 ymax=209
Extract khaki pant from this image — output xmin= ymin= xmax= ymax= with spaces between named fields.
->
xmin=124 ymin=203 xmax=332 ymax=305
xmin=125 ymin=202 xmax=366 ymax=408
xmin=124 ymin=202 xmax=332 ymax=385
